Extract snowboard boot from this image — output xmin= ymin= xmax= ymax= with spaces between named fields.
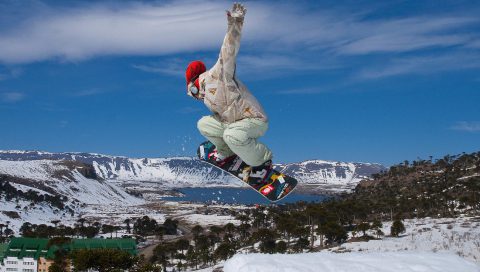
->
xmin=208 ymin=150 xmax=237 ymax=168
xmin=241 ymin=160 xmax=272 ymax=183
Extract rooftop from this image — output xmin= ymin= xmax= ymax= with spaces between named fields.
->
xmin=0 ymin=243 xmax=8 ymax=261
xmin=3 ymin=238 xmax=137 ymax=260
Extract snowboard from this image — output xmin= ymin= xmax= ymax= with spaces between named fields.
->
xmin=197 ymin=141 xmax=298 ymax=202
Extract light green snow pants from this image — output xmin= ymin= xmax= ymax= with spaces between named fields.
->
xmin=197 ymin=116 xmax=273 ymax=167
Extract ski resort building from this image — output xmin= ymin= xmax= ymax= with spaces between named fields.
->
xmin=0 ymin=238 xmax=56 ymax=272
xmin=0 ymin=238 xmax=137 ymax=272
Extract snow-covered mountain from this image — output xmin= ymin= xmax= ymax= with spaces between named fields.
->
xmin=276 ymin=160 xmax=385 ymax=193
xmin=0 ymin=150 xmax=240 ymax=187
xmin=0 ymin=159 xmax=141 ymax=205
xmin=0 ymin=150 xmax=385 ymax=193
xmin=277 ymin=160 xmax=365 ymax=184
xmin=0 ymin=158 xmax=143 ymax=232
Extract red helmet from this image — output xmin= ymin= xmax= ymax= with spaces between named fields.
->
xmin=185 ymin=60 xmax=206 ymax=87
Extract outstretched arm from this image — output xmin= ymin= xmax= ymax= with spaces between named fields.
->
xmin=211 ymin=3 xmax=246 ymax=80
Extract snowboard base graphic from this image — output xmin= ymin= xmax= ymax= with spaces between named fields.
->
xmin=197 ymin=141 xmax=298 ymax=202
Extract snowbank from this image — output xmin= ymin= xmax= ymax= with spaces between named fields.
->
xmin=178 ymin=214 xmax=240 ymax=226
xmin=223 ymin=252 xmax=479 ymax=272
xmin=327 ymin=217 xmax=480 ymax=263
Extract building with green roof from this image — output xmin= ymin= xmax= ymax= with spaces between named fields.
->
xmin=0 ymin=243 xmax=8 ymax=262
xmin=4 ymin=238 xmax=50 ymax=260
xmin=1 ymin=238 xmax=41 ymax=272
xmin=0 ymin=237 xmax=137 ymax=272
xmin=71 ymin=238 xmax=137 ymax=255
xmin=3 ymin=237 xmax=137 ymax=258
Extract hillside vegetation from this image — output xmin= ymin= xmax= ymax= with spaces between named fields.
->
xmin=350 ymin=152 xmax=480 ymax=219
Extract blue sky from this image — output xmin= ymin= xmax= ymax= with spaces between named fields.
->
xmin=0 ymin=0 xmax=479 ymax=166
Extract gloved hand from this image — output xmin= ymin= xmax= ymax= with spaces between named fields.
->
xmin=227 ymin=2 xmax=246 ymax=20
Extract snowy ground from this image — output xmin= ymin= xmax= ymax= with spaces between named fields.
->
xmin=77 ymin=201 xmax=242 ymax=230
xmin=327 ymin=217 xmax=480 ymax=263
xmin=222 ymin=252 xmax=479 ymax=272
xmin=0 ymin=199 xmax=68 ymax=232
xmin=80 ymin=204 xmax=167 ymax=226
xmin=178 ymin=213 xmax=240 ymax=226
xmin=191 ymin=216 xmax=480 ymax=272
xmin=1 ymin=197 xmax=245 ymax=236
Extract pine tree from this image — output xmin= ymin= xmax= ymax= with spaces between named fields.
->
xmin=390 ymin=219 xmax=406 ymax=237
xmin=163 ymin=218 xmax=178 ymax=235
xmin=371 ymin=219 xmax=383 ymax=238
xmin=214 ymin=242 xmax=235 ymax=261
xmin=275 ymin=241 xmax=287 ymax=253
xmin=124 ymin=218 xmax=131 ymax=234
xmin=175 ymin=239 xmax=190 ymax=255
xmin=319 ymin=221 xmax=348 ymax=245
xmin=356 ymin=222 xmax=370 ymax=237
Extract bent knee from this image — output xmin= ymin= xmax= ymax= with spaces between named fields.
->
xmin=197 ymin=116 xmax=211 ymax=134
xmin=223 ymin=129 xmax=249 ymax=147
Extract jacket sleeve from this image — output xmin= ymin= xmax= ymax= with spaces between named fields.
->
xmin=210 ymin=16 xmax=244 ymax=80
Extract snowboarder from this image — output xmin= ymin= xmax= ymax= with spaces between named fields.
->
xmin=186 ymin=3 xmax=272 ymax=178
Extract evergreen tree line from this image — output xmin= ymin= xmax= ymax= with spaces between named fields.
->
xmin=45 ymin=237 xmax=138 ymax=272
xmin=0 ymin=177 xmax=68 ymax=210
xmin=16 ymin=216 xmax=178 ymax=240
xmin=70 ymin=248 xmax=137 ymax=272
xmin=148 ymin=204 xmax=408 ymax=271
xmin=349 ymin=151 xmax=480 ymax=221
xmin=133 ymin=216 xmax=178 ymax=237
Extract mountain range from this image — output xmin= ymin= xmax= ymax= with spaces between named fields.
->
xmin=0 ymin=150 xmax=385 ymax=232
xmin=0 ymin=150 xmax=385 ymax=196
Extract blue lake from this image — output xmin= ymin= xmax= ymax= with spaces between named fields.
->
xmin=163 ymin=187 xmax=329 ymax=205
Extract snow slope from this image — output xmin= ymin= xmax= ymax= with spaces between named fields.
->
xmin=277 ymin=160 xmax=366 ymax=184
xmin=276 ymin=160 xmax=385 ymax=192
xmin=0 ymin=151 xmax=241 ymax=186
xmin=223 ymin=252 xmax=479 ymax=272
xmin=0 ymin=159 xmax=142 ymax=205
xmin=328 ymin=217 xmax=480 ymax=263
xmin=0 ymin=199 xmax=68 ymax=234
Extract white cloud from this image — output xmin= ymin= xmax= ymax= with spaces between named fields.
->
xmin=132 ymin=57 xmax=193 ymax=77
xmin=1 ymin=92 xmax=25 ymax=103
xmin=451 ymin=121 xmax=480 ymax=132
xmin=237 ymin=54 xmax=339 ymax=74
xmin=0 ymin=1 xmax=478 ymax=65
xmin=336 ymin=17 xmax=477 ymax=55
xmin=356 ymin=52 xmax=480 ymax=79
xmin=133 ymin=64 xmax=180 ymax=76
xmin=0 ymin=1 xmax=228 ymax=63
xmin=276 ymin=79 xmax=354 ymax=95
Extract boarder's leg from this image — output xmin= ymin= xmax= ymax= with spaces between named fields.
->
xmin=223 ymin=118 xmax=273 ymax=167
xmin=197 ymin=115 xmax=235 ymax=157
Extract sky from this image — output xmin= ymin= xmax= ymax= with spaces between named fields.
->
xmin=0 ymin=0 xmax=479 ymax=166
